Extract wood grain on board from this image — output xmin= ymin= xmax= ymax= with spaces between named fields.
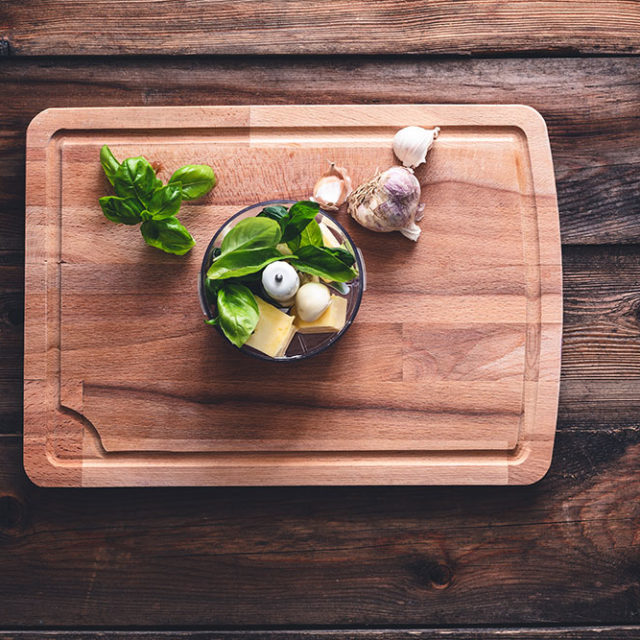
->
xmin=6 ymin=245 xmax=640 ymax=434
xmin=1 ymin=56 xmax=639 ymax=443
xmin=23 ymin=104 xmax=561 ymax=486
xmin=2 ymin=0 xmax=639 ymax=56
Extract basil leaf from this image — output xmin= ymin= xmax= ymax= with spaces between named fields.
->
xmin=216 ymin=284 xmax=259 ymax=348
xmin=113 ymin=156 xmax=163 ymax=203
xmin=140 ymin=217 xmax=195 ymax=255
xmin=168 ymin=165 xmax=216 ymax=200
xmin=291 ymin=218 xmax=323 ymax=251
xmin=220 ymin=217 xmax=281 ymax=254
xmin=257 ymin=205 xmax=289 ymax=227
xmin=100 ymin=145 xmax=120 ymax=186
xmin=204 ymin=317 xmax=219 ymax=326
xmin=207 ymin=248 xmax=284 ymax=280
xmin=290 ymin=245 xmax=358 ymax=282
xmin=146 ymin=184 xmax=182 ymax=220
xmin=205 ymin=276 xmax=222 ymax=300
xmin=327 ymin=246 xmax=356 ymax=267
xmin=99 ymin=195 xmax=143 ymax=225
xmin=281 ymin=200 xmax=319 ymax=243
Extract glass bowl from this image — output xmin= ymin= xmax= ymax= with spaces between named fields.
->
xmin=199 ymin=199 xmax=365 ymax=361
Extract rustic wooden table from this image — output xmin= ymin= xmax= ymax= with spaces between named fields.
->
xmin=1 ymin=2 xmax=639 ymax=638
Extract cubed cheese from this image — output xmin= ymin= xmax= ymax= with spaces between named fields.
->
xmin=245 ymin=296 xmax=295 ymax=358
xmin=276 ymin=324 xmax=298 ymax=358
xmin=294 ymin=295 xmax=347 ymax=334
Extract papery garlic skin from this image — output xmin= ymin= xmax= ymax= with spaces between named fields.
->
xmin=311 ymin=162 xmax=352 ymax=211
xmin=347 ymin=166 xmax=422 ymax=241
xmin=392 ymin=126 xmax=439 ymax=169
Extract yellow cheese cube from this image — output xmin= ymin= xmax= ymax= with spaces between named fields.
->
xmin=275 ymin=324 xmax=298 ymax=358
xmin=245 ymin=296 xmax=295 ymax=358
xmin=294 ymin=295 xmax=347 ymax=334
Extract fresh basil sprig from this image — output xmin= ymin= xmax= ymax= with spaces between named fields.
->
xmin=98 ymin=145 xmax=216 ymax=255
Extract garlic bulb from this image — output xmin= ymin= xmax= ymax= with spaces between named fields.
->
xmin=392 ymin=126 xmax=439 ymax=169
xmin=311 ymin=162 xmax=352 ymax=211
xmin=347 ymin=166 xmax=422 ymax=241
xmin=295 ymin=282 xmax=331 ymax=322
xmin=262 ymin=261 xmax=300 ymax=303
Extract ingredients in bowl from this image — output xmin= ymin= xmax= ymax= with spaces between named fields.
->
xmin=347 ymin=165 xmax=423 ymax=241
xmin=204 ymin=200 xmax=358 ymax=358
xmin=392 ymin=126 xmax=440 ymax=168
xmin=311 ymin=162 xmax=352 ymax=211
xmin=98 ymin=145 xmax=216 ymax=255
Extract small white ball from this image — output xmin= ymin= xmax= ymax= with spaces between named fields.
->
xmin=295 ymin=282 xmax=331 ymax=322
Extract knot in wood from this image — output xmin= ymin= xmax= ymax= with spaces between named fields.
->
xmin=0 ymin=494 xmax=26 ymax=532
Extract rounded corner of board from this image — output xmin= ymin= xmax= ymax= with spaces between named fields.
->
xmin=22 ymin=447 xmax=57 ymax=488
xmin=510 ymin=105 xmax=550 ymax=143
xmin=508 ymin=440 xmax=555 ymax=485
xmin=26 ymin=108 xmax=68 ymax=146
xmin=23 ymin=435 xmax=82 ymax=488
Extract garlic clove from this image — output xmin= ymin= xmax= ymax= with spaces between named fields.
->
xmin=311 ymin=162 xmax=352 ymax=211
xmin=392 ymin=126 xmax=439 ymax=169
xmin=295 ymin=282 xmax=331 ymax=322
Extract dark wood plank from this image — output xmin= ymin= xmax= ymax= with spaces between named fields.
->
xmin=559 ymin=245 xmax=640 ymax=426
xmin=2 ymin=628 xmax=640 ymax=639
xmin=1 ymin=420 xmax=639 ymax=626
xmin=1 ymin=56 xmax=638 ymax=251
xmin=0 ymin=380 xmax=22 ymax=434
xmin=3 ymin=1 xmax=639 ymax=56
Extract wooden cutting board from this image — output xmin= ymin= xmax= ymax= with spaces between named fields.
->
xmin=24 ymin=104 xmax=562 ymax=486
